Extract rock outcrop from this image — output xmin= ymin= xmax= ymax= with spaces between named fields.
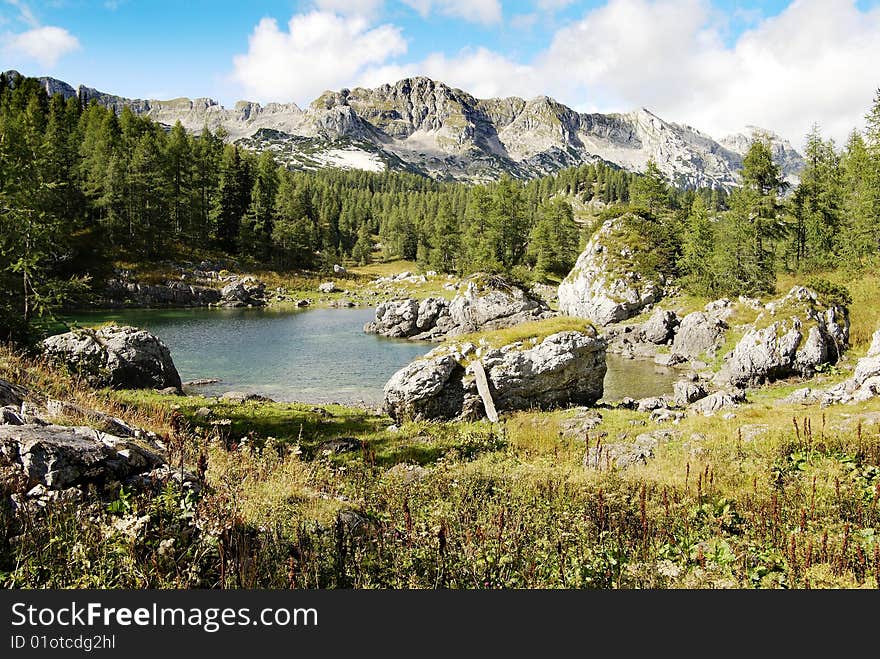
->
xmin=716 ymin=287 xmax=848 ymax=387
xmin=365 ymin=274 xmax=554 ymax=341
xmin=823 ymin=328 xmax=880 ymax=404
xmin=671 ymin=312 xmax=728 ymax=361
xmin=383 ymin=330 xmax=607 ymax=421
xmin=641 ymin=308 xmax=679 ymax=344
xmin=103 ymin=279 xmax=221 ymax=307
xmin=42 ymin=326 xmax=182 ymax=391
xmin=219 ymin=276 xmax=266 ymax=307
xmin=0 ymin=424 xmax=196 ymax=500
xmin=558 ymin=215 xmax=663 ymax=326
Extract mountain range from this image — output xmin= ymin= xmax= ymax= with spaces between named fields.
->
xmin=24 ymin=72 xmax=804 ymax=188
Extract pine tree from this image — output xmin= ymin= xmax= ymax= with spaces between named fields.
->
xmin=527 ymin=198 xmax=579 ymax=278
xmin=630 ymin=158 xmax=668 ymax=215
xmin=720 ymin=138 xmax=788 ymax=295
xmin=680 ymin=196 xmax=716 ymax=295
xmin=429 ymin=198 xmax=460 ymax=273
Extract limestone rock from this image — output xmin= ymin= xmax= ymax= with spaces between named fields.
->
xmin=673 ymin=379 xmax=708 ymax=406
xmin=365 ymin=274 xmax=551 ymax=341
xmin=558 ymin=216 xmax=662 ymax=326
xmin=383 ymin=330 xmax=607 ymax=422
xmin=0 ymin=424 xmax=165 ymax=491
xmin=672 ymin=312 xmax=727 ymax=361
xmin=42 ymin=326 xmax=181 ymax=391
xmin=642 ymin=308 xmax=679 ymax=344
xmin=688 ymin=390 xmax=745 ymax=416
xmin=219 ymin=391 xmax=274 ymax=404
xmin=220 ymin=276 xmax=266 ymax=307
xmin=717 ymin=287 xmax=848 ymax=387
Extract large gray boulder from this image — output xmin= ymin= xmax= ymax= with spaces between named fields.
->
xmin=481 ymin=331 xmax=607 ymax=411
xmin=42 ymin=326 xmax=182 ymax=391
xmin=672 ymin=312 xmax=728 ymax=360
xmin=383 ymin=352 xmax=468 ymax=421
xmin=0 ymin=424 xmax=164 ymax=490
xmin=365 ymin=274 xmax=552 ymax=341
xmin=558 ymin=216 xmax=662 ymax=325
xmin=717 ymin=287 xmax=848 ymax=387
xmin=641 ymin=308 xmax=679 ymax=344
xmin=0 ymin=424 xmax=196 ymax=498
xmin=446 ymin=274 xmax=553 ymax=335
xmin=383 ymin=330 xmax=607 ymax=421
xmin=365 ymin=299 xmax=422 ymax=338
xmin=220 ymin=276 xmax=266 ymax=307
xmin=688 ymin=390 xmax=745 ymax=416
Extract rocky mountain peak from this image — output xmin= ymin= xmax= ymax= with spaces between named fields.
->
xmin=14 ymin=71 xmax=804 ymax=187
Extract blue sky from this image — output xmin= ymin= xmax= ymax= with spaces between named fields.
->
xmin=2 ymin=1 xmax=879 ymax=144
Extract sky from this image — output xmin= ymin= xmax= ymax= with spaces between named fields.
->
xmin=1 ymin=0 xmax=879 ymax=146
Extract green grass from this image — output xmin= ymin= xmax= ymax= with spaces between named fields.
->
xmin=451 ymin=317 xmax=596 ymax=350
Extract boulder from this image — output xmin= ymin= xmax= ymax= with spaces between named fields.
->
xmin=583 ymin=430 xmax=678 ymax=470
xmin=42 ymin=326 xmax=181 ymax=391
xmin=220 ymin=276 xmax=266 ymax=307
xmin=673 ymin=379 xmax=708 ymax=406
xmin=364 ymin=274 xmax=552 ymax=341
xmin=688 ymin=390 xmax=745 ymax=416
xmin=636 ymin=396 xmax=669 ymax=412
xmin=0 ymin=424 xmax=164 ymax=490
xmin=445 ymin=274 xmax=555 ymax=335
xmin=717 ymin=287 xmax=848 ymax=387
xmin=641 ymin=308 xmax=679 ymax=344
xmin=382 ymin=353 xmax=467 ymax=422
xmin=822 ymin=328 xmax=880 ymax=404
xmin=480 ymin=331 xmax=607 ymax=412
xmin=364 ymin=299 xmax=420 ymax=337
xmin=318 ymin=281 xmax=339 ymax=294
xmin=558 ymin=215 xmax=663 ymax=325
xmin=672 ymin=312 xmax=727 ymax=361
xmin=333 ymin=264 xmax=347 ymax=275
xmin=383 ymin=330 xmax=607 ymax=422
xmin=219 ymin=391 xmax=274 ymax=404
xmin=363 ymin=297 xmax=451 ymax=339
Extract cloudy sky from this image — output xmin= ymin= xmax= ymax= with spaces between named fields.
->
xmin=2 ymin=0 xmax=879 ymax=146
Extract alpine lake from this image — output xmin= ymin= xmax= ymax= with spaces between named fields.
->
xmin=65 ymin=307 xmax=677 ymax=407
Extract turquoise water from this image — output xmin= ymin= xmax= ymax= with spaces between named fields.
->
xmin=66 ymin=307 xmax=430 ymax=406
xmin=63 ymin=308 xmax=677 ymax=406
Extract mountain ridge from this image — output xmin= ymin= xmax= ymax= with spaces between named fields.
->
xmin=7 ymin=70 xmax=804 ymax=188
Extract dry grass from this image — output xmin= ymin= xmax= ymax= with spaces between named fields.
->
xmin=451 ymin=317 xmax=596 ymax=350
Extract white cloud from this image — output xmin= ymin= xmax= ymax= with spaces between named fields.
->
xmin=535 ymin=0 xmax=880 ymax=144
xmin=5 ymin=0 xmax=38 ymax=28
xmin=314 ymin=0 xmax=384 ymax=19
xmin=230 ymin=0 xmax=880 ymax=145
xmin=536 ymin=0 xmax=574 ymax=11
xmin=401 ymin=0 xmax=502 ymax=25
xmin=361 ymin=46 xmax=542 ymax=99
xmin=2 ymin=25 xmax=80 ymax=66
xmin=230 ymin=12 xmax=406 ymax=104
xmin=510 ymin=13 xmax=539 ymax=30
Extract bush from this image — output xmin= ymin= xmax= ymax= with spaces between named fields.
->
xmin=805 ymin=277 xmax=853 ymax=309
